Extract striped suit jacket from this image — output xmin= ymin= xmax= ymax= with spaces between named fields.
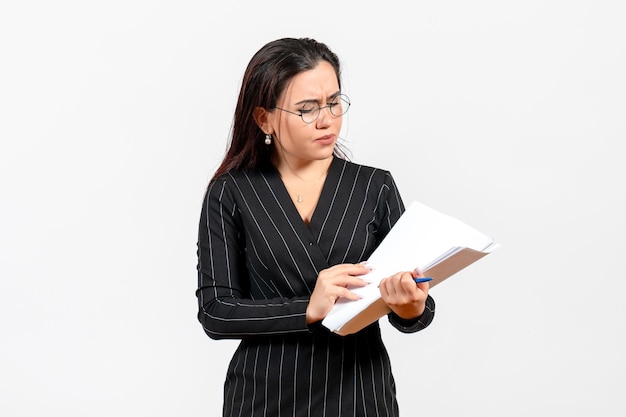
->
xmin=197 ymin=156 xmax=435 ymax=417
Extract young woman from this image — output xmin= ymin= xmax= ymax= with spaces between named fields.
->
xmin=196 ymin=37 xmax=435 ymax=416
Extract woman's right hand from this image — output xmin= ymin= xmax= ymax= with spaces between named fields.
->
xmin=306 ymin=263 xmax=371 ymax=324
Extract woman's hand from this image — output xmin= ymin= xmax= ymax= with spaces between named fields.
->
xmin=379 ymin=268 xmax=429 ymax=320
xmin=306 ymin=263 xmax=370 ymax=324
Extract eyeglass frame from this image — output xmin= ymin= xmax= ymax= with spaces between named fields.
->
xmin=273 ymin=93 xmax=351 ymax=124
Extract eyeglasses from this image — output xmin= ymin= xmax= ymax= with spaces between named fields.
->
xmin=274 ymin=94 xmax=351 ymax=124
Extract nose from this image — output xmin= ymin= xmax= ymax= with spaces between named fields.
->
xmin=315 ymin=105 xmax=334 ymax=127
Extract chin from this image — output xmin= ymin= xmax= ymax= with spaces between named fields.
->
xmin=315 ymin=148 xmax=335 ymax=161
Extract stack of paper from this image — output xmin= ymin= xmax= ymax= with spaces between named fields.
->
xmin=321 ymin=200 xmax=499 ymax=335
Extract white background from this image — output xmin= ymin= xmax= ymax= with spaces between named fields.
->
xmin=1 ymin=1 xmax=624 ymax=416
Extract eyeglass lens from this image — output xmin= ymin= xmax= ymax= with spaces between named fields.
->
xmin=300 ymin=94 xmax=350 ymax=123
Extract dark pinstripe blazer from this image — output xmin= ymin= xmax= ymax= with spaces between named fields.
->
xmin=197 ymin=156 xmax=435 ymax=416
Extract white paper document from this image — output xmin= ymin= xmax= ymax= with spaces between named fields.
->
xmin=321 ymin=200 xmax=499 ymax=334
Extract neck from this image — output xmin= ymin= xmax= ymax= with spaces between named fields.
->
xmin=274 ymin=156 xmax=333 ymax=182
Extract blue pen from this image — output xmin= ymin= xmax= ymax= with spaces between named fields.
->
xmin=413 ymin=277 xmax=433 ymax=284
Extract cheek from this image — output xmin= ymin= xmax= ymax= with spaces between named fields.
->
xmin=279 ymin=124 xmax=309 ymax=147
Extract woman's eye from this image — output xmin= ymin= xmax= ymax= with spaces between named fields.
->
xmin=300 ymin=105 xmax=316 ymax=114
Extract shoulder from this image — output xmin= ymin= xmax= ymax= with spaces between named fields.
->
xmin=333 ymin=157 xmax=392 ymax=179
xmin=332 ymin=158 xmax=396 ymax=189
xmin=208 ymin=168 xmax=267 ymax=192
xmin=204 ymin=167 xmax=278 ymax=209
xmin=204 ymin=170 xmax=246 ymax=206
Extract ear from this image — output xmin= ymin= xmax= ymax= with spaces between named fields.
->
xmin=253 ymin=107 xmax=272 ymax=134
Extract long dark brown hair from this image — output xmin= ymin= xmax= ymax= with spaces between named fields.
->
xmin=210 ymin=37 xmax=347 ymax=182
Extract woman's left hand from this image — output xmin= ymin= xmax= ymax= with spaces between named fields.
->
xmin=379 ymin=268 xmax=429 ymax=320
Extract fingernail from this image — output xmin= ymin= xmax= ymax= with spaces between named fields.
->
xmin=360 ymin=261 xmax=374 ymax=270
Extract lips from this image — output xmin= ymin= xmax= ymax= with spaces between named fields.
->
xmin=315 ymin=134 xmax=335 ymax=146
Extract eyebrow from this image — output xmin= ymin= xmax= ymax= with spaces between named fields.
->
xmin=293 ymin=91 xmax=341 ymax=106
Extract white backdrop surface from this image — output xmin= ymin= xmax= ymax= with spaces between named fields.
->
xmin=1 ymin=1 xmax=624 ymax=416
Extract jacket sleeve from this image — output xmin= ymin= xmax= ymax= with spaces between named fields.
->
xmin=376 ymin=171 xmax=436 ymax=334
xmin=195 ymin=178 xmax=312 ymax=340
xmin=387 ymin=295 xmax=436 ymax=333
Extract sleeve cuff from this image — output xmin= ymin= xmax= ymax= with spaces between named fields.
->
xmin=388 ymin=295 xmax=436 ymax=333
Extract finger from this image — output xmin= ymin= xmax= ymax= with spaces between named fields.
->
xmin=345 ymin=276 xmax=368 ymax=288
xmin=326 ymin=263 xmax=372 ymax=278
xmin=412 ymin=267 xmax=424 ymax=278
xmin=380 ymin=277 xmax=397 ymax=297
xmin=415 ymin=281 xmax=430 ymax=293
xmin=379 ymin=278 xmax=390 ymax=298
xmin=401 ymin=274 xmax=419 ymax=293
xmin=399 ymin=271 xmax=428 ymax=292
xmin=337 ymin=287 xmax=362 ymax=301
xmin=411 ymin=275 xmax=430 ymax=294
xmin=324 ymin=272 xmax=368 ymax=289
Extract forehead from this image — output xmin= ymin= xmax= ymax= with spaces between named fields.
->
xmin=281 ymin=61 xmax=339 ymax=101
